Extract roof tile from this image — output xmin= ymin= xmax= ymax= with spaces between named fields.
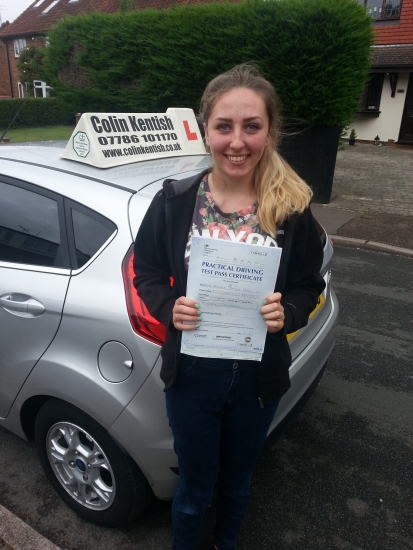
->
xmin=0 ymin=0 xmax=119 ymax=38
xmin=371 ymin=43 xmax=413 ymax=68
xmin=0 ymin=0 xmax=241 ymax=39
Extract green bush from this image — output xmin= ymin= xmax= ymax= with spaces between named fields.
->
xmin=0 ymin=98 xmax=74 ymax=129
xmin=43 ymin=0 xmax=373 ymax=127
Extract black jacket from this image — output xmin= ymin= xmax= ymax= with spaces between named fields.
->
xmin=133 ymin=169 xmax=325 ymax=405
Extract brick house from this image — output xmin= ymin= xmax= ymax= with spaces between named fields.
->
xmin=352 ymin=0 xmax=413 ymax=144
xmin=0 ymin=0 xmax=119 ymax=99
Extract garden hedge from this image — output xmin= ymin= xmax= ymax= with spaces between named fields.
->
xmin=43 ymin=0 xmax=373 ymax=128
xmin=0 ymin=98 xmax=74 ymax=129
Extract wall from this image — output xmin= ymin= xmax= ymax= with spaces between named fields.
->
xmin=0 ymin=39 xmax=11 ymax=97
xmin=373 ymin=0 xmax=413 ymax=44
xmin=351 ymin=73 xmax=410 ymax=141
xmin=6 ymin=40 xmax=19 ymax=98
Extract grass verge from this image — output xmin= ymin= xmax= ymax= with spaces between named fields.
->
xmin=1 ymin=125 xmax=75 ymax=143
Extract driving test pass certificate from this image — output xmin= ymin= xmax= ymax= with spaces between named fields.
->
xmin=181 ymin=236 xmax=282 ymax=360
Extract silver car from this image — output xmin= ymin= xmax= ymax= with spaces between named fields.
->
xmin=0 ymin=144 xmax=338 ymax=527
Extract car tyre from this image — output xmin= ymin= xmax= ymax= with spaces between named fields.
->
xmin=34 ymin=398 xmax=151 ymax=527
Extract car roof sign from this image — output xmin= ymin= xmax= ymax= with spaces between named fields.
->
xmin=61 ymin=108 xmax=206 ymax=169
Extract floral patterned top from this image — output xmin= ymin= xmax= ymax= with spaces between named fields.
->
xmin=185 ymin=175 xmax=279 ymax=269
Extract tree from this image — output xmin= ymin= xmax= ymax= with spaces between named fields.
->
xmin=43 ymin=0 xmax=373 ymax=127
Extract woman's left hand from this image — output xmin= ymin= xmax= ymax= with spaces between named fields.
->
xmin=260 ymin=292 xmax=284 ymax=333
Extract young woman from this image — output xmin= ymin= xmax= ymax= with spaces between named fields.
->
xmin=133 ymin=65 xmax=325 ymax=550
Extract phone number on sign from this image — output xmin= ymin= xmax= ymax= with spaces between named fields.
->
xmin=98 ymin=133 xmax=178 ymax=146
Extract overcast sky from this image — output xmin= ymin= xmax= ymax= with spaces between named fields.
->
xmin=1 ymin=0 xmax=35 ymax=24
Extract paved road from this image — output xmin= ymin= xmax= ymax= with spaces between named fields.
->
xmin=235 ymin=246 xmax=413 ymax=550
xmin=329 ymin=144 xmax=413 ymax=216
xmin=1 ymin=246 xmax=412 ymax=549
xmin=313 ymin=144 xmax=413 ymax=254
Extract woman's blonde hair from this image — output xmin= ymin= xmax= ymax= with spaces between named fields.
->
xmin=199 ymin=64 xmax=312 ymax=236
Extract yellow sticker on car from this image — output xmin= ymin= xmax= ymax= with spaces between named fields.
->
xmin=286 ymin=294 xmax=325 ymax=342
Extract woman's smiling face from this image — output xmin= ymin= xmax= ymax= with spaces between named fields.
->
xmin=204 ymin=87 xmax=270 ymax=183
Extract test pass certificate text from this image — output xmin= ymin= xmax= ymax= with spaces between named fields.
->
xmin=181 ymin=236 xmax=282 ymax=360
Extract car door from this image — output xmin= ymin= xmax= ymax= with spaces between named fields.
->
xmin=0 ymin=176 xmax=71 ymax=418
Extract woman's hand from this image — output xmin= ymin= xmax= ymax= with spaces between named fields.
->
xmin=260 ymin=292 xmax=284 ymax=333
xmin=172 ymin=296 xmax=200 ymax=331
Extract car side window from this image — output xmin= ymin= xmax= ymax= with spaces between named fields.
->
xmin=70 ymin=206 xmax=116 ymax=269
xmin=0 ymin=181 xmax=63 ymax=268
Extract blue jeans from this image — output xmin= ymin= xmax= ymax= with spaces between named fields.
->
xmin=166 ymin=355 xmax=280 ymax=550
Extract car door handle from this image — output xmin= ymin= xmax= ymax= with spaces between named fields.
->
xmin=0 ymin=294 xmax=45 ymax=317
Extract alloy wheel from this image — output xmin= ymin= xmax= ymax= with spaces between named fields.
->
xmin=46 ymin=421 xmax=116 ymax=510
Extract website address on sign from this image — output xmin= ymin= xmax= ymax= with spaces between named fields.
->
xmin=102 ymin=142 xmax=182 ymax=158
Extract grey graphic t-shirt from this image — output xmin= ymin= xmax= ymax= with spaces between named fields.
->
xmin=185 ymin=175 xmax=280 ymax=269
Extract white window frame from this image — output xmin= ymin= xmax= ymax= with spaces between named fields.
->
xmin=42 ymin=0 xmax=60 ymax=14
xmin=33 ymin=80 xmax=51 ymax=98
xmin=18 ymin=82 xmax=26 ymax=98
xmin=14 ymin=38 xmax=27 ymax=58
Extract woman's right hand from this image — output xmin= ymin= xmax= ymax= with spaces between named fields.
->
xmin=172 ymin=296 xmax=200 ymax=331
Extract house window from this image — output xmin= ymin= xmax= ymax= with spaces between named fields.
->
xmin=33 ymin=81 xmax=51 ymax=98
xmin=33 ymin=0 xmax=46 ymax=6
xmin=42 ymin=0 xmax=60 ymax=14
xmin=17 ymin=82 xmax=26 ymax=98
xmin=13 ymin=38 xmax=27 ymax=58
xmin=359 ymin=74 xmax=384 ymax=112
xmin=357 ymin=0 xmax=402 ymax=20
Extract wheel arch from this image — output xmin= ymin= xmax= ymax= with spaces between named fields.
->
xmin=21 ymin=395 xmax=131 ymax=459
xmin=20 ymin=395 xmax=51 ymax=441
